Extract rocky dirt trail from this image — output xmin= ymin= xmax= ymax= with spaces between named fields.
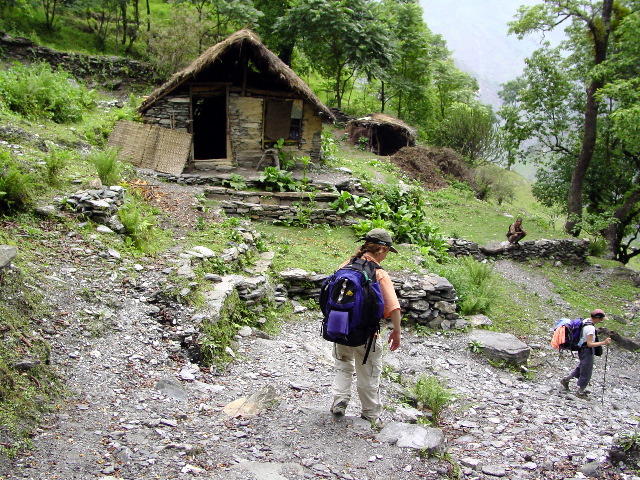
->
xmin=1 ymin=179 xmax=640 ymax=480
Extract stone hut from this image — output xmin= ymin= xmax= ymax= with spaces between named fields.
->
xmin=347 ymin=113 xmax=416 ymax=156
xmin=137 ymin=29 xmax=335 ymax=170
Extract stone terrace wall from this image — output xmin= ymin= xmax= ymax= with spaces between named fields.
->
xmin=205 ymin=187 xmax=350 ymax=226
xmin=447 ymin=238 xmax=590 ymax=265
xmin=1 ymin=32 xmax=158 ymax=88
xmin=154 ymin=171 xmax=590 ymax=266
xmin=279 ymin=268 xmax=464 ymax=330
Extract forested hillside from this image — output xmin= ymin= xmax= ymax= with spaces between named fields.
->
xmin=1 ymin=0 xmax=639 ymax=262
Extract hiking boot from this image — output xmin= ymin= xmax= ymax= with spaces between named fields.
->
xmin=575 ymin=389 xmax=588 ymax=399
xmin=360 ymin=415 xmax=385 ymax=429
xmin=560 ymin=377 xmax=571 ymax=391
xmin=331 ymin=401 xmax=347 ymax=416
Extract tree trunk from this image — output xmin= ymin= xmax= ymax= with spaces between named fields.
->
xmin=120 ymin=3 xmax=127 ymax=45
xmin=565 ymin=81 xmax=602 ymax=235
xmin=564 ymin=0 xmax=614 ymax=235
xmin=604 ymin=188 xmax=640 ymax=262
xmin=146 ymin=0 xmax=150 ymax=31
xmin=335 ymin=69 xmax=342 ymax=109
xmin=278 ymin=44 xmax=294 ymax=66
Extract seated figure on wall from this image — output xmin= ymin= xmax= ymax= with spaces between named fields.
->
xmin=506 ymin=217 xmax=527 ymax=245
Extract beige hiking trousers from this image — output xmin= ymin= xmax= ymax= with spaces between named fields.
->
xmin=331 ymin=338 xmax=383 ymax=420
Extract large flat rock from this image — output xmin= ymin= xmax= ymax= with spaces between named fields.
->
xmin=468 ymin=329 xmax=530 ymax=366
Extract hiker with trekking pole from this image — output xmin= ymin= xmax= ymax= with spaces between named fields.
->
xmin=559 ymin=309 xmax=612 ymax=399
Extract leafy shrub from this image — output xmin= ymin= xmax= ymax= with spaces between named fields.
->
xmin=345 ymin=185 xmax=449 ymax=258
xmin=220 ymin=173 xmax=247 ymax=190
xmin=329 ymin=191 xmax=372 ymax=215
xmin=257 ymin=167 xmax=300 ymax=192
xmin=0 ymin=62 xmax=95 ymax=123
xmin=472 ymin=165 xmax=516 ymax=204
xmin=321 ymin=130 xmax=339 ymax=164
xmin=117 ymin=192 xmax=157 ymax=252
xmin=273 ymin=138 xmax=296 ymax=170
xmin=0 ymin=149 xmax=36 ymax=213
xmin=87 ymin=147 xmax=123 ymax=186
xmin=352 ymin=218 xmax=391 ymax=237
xmin=441 ymin=256 xmax=497 ymax=315
xmin=407 ymin=374 xmax=455 ymax=425
xmin=44 ymin=148 xmax=73 ymax=187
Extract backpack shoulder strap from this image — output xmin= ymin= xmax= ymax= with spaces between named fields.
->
xmin=348 ymin=256 xmax=382 ymax=281
xmin=361 ymin=258 xmax=382 ymax=284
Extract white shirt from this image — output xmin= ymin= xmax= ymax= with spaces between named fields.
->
xmin=579 ymin=322 xmax=596 ymax=347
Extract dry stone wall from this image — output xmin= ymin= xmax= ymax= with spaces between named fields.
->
xmin=278 ymin=268 xmax=463 ymax=330
xmin=447 ymin=238 xmax=589 ymax=265
xmin=49 ymin=186 xmax=127 ymax=233
xmin=0 ymin=32 xmax=158 ymax=88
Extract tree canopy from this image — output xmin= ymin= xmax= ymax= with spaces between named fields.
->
xmin=274 ymin=0 xmax=392 ymax=109
xmin=501 ymin=0 xmax=640 ymax=262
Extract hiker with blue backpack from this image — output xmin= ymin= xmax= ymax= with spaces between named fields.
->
xmin=559 ymin=309 xmax=612 ymax=398
xmin=320 ymin=228 xmax=401 ymax=423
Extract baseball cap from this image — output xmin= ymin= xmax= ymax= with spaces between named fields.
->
xmin=358 ymin=228 xmax=398 ymax=253
xmin=590 ymin=309 xmax=606 ymax=318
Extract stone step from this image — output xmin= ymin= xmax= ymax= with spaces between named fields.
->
xmin=193 ymin=158 xmax=234 ymax=171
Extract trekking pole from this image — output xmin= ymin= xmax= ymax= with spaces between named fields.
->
xmin=601 ymin=346 xmax=609 ymax=406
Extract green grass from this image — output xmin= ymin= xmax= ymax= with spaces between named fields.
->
xmin=422 ymin=183 xmax=569 ymax=245
xmin=253 ymin=223 xmax=421 ymax=275
xmin=538 ymin=260 xmax=640 ymax=338
xmin=480 ymin=273 xmax=552 ymax=336
xmin=326 ymin=131 xmax=569 ymax=246
xmin=0 ymin=6 xmax=145 ymax=57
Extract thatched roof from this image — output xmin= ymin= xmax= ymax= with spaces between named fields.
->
xmin=138 ymin=29 xmax=334 ymax=120
xmin=349 ymin=113 xmax=417 ymax=136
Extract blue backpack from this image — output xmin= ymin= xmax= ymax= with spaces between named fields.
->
xmin=552 ymin=318 xmax=593 ymax=351
xmin=319 ymin=257 xmax=384 ymax=362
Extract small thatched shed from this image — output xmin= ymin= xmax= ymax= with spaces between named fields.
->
xmin=138 ymin=29 xmax=334 ymax=170
xmin=347 ymin=113 xmax=416 ymax=156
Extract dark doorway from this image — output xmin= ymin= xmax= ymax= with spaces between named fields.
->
xmin=192 ymin=95 xmax=226 ymax=159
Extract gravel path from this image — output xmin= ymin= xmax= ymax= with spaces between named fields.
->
xmin=1 ymin=181 xmax=639 ymax=480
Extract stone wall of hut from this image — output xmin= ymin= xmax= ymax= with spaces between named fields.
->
xmin=142 ymin=92 xmax=323 ymax=168
xmin=228 ymin=95 xmax=322 ymax=168
xmin=228 ymin=95 xmax=264 ymax=167
xmin=301 ymin=103 xmax=323 ymax=163
xmin=142 ymin=91 xmax=191 ymax=132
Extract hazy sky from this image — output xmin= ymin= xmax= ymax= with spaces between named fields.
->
xmin=418 ymin=0 xmax=563 ymax=104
